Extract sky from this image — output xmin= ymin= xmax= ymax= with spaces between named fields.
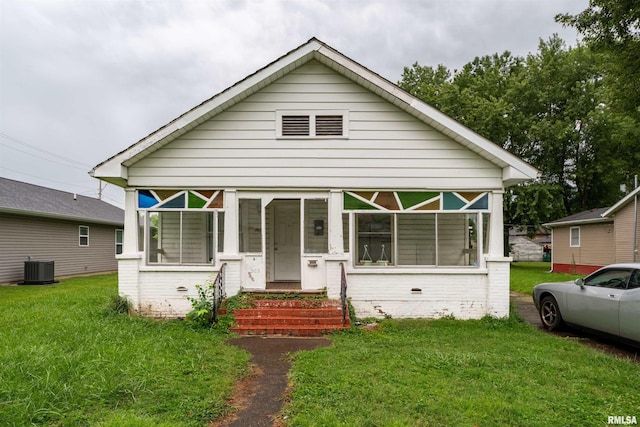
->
xmin=0 ymin=0 xmax=588 ymax=208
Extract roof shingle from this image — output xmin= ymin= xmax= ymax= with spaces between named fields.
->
xmin=0 ymin=177 xmax=123 ymax=225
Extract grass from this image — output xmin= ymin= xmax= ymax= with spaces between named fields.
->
xmin=282 ymin=263 xmax=639 ymax=426
xmin=285 ymin=317 xmax=640 ymax=426
xmin=510 ymin=261 xmax=582 ymax=294
xmin=0 ymin=274 xmax=249 ymax=427
xmin=3 ymin=265 xmax=636 ymax=426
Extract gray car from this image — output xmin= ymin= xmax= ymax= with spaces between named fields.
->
xmin=532 ymin=263 xmax=640 ymax=345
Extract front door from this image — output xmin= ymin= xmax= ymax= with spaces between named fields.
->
xmin=273 ymin=201 xmax=301 ymax=281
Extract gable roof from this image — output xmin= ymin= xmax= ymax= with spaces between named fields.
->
xmin=603 ymin=186 xmax=640 ymax=217
xmin=91 ymin=37 xmax=539 ymax=186
xmin=0 ymin=177 xmax=124 ymax=225
xmin=543 ymin=207 xmax=611 ymax=228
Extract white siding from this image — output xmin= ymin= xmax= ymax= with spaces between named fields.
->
xmin=128 ymin=61 xmax=502 ymax=190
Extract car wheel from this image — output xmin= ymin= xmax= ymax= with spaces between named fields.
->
xmin=539 ymin=296 xmax=563 ymax=331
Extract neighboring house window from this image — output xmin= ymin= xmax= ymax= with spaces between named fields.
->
xmin=277 ymin=111 xmax=348 ymax=138
xmin=115 ymin=229 xmax=123 ymax=255
xmin=570 ymin=226 xmax=580 ymax=247
xmin=79 ymin=226 xmax=89 ymax=246
xmin=354 ymin=212 xmax=484 ymax=267
xmin=145 ymin=211 xmax=222 ymax=265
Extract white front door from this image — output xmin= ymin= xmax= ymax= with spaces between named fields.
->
xmin=273 ymin=201 xmax=301 ymax=281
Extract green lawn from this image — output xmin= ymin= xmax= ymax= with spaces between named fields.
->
xmin=2 ymin=267 xmax=638 ymax=427
xmin=283 ymin=263 xmax=639 ymax=426
xmin=510 ymin=261 xmax=582 ymax=294
xmin=0 ymin=274 xmax=249 ymax=427
xmin=286 ymin=318 xmax=640 ymax=426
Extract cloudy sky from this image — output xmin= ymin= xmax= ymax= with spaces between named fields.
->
xmin=0 ymin=0 xmax=587 ymax=208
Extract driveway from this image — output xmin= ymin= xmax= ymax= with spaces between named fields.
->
xmin=510 ymin=291 xmax=639 ymax=362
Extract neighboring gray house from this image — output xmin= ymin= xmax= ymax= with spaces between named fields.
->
xmin=0 ymin=177 xmax=124 ymax=284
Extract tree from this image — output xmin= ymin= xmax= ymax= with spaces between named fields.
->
xmin=556 ymin=0 xmax=640 ymax=117
xmin=557 ymin=0 xmax=640 ymax=193
xmin=399 ymin=35 xmax=630 ymax=228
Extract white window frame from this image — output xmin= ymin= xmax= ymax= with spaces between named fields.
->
xmin=276 ymin=110 xmax=349 ymax=139
xmin=115 ymin=229 xmax=123 ymax=255
xmin=570 ymin=226 xmax=580 ymax=247
xmin=79 ymin=226 xmax=89 ymax=247
xmin=143 ymin=210 xmax=222 ymax=265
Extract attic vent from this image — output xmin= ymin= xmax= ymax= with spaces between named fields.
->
xmin=277 ymin=110 xmax=349 ymax=138
xmin=315 ymin=115 xmax=343 ymax=136
xmin=282 ymin=115 xmax=310 ymax=136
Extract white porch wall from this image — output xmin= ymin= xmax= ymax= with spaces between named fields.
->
xmin=346 ymin=268 xmax=489 ymax=319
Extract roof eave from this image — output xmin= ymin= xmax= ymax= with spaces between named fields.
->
xmin=543 ymin=217 xmax=613 ymax=228
xmin=603 ymin=186 xmax=640 ymax=217
xmin=91 ymin=40 xmax=323 ymax=181
xmin=0 ymin=207 xmax=124 ymax=226
xmin=314 ymin=45 xmax=539 ymax=183
xmin=93 ymin=37 xmax=539 ymax=185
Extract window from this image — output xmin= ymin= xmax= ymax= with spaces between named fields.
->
xmin=570 ymin=226 xmax=580 ymax=247
xmin=115 ymin=229 xmax=123 ymax=255
xmin=354 ymin=212 xmax=485 ymax=267
xmin=79 ymin=226 xmax=89 ymax=246
xmin=304 ymin=199 xmax=328 ymax=253
xmin=277 ymin=111 xmax=348 ymax=138
xmin=357 ymin=214 xmax=393 ymax=265
xmin=239 ymin=199 xmax=262 ymax=252
xmin=146 ymin=211 xmax=219 ymax=264
xmin=584 ymin=269 xmax=631 ymax=289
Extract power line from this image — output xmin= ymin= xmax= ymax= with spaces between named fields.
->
xmin=0 ymin=166 xmax=97 ymax=192
xmin=0 ymin=140 xmax=90 ymax=171
xmin=0 ymin=131 xmax=93 ymax=169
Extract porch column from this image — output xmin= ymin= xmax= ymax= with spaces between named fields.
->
xmin=223 ymin=190 xmax=239 ymax=253
xmin=489 ymin=190 xmax=505 ymax=258
xmin=123 ymin=188 xmax=138 ymax=254
xmin=328 ymin=190 xmax=344 ymax=255
xmin=118 ymin=187 xmax=141 ymax=310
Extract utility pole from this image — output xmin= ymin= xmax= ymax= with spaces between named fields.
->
xmin=634 ymin=175 xmax=638 ymax=262
xmin=98 ymin=181 xmax=106 ymax=201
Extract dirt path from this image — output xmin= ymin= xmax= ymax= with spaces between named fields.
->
xmin=212 ymin=336 xmax=331 ymax=427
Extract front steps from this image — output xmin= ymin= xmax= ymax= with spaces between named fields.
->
xmin=229 ymin=299 xmax=350 ymax=337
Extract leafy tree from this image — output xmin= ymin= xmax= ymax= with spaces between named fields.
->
xmin=399 ymin=35 xmax=631 ymax=229
xmin=556 ymin=0 xmax=640 ymax=117
xmin=557 ymin=0 xmax=640 ymax=194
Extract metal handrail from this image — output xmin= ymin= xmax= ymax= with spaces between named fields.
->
xmin=340 ymin=262 xmax=348 ymax=326
xmin=211 ymin=263 xmax=227 ymax=323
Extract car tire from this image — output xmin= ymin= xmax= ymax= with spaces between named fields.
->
xmin=539 ymin=296 xmax=563 ymax=331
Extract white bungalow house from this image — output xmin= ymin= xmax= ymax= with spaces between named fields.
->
xmin=92 ymin=38 xmax=538 ymax=319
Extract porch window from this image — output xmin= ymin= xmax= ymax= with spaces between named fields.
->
xmin=146 ymin=211 xmax=218 ymax=264
xmin=570 ymin=226 xmax=580 ymax=247
xmin=354 ymin=212 xmax=484 ymax=267
xmin=304 ymin=199 xmax=328 ymax=253
xmin=356 ymin=214 xmax=393 ymax=265
xmin=239 ymin=199 xmax=262 ymax=253
xmin=397 ymin=214 xmax=435 ymax=265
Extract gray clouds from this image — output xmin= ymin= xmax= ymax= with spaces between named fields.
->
xmin=0 ymin=0 xmax=586 ymax=207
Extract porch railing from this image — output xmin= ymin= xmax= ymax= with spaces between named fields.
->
xmin=340 ymin=262 xmax=348 ymax=326
xmin=211 ymin=263 xmax=227 ymax=324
